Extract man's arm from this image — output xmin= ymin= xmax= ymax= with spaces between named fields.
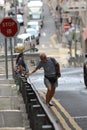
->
xmin=29 ymin=68 xmax=38 ymax=75
xmin=56 ymin=63 xmax=61 ymax=78
xmin=29 ymin=61 xmax=41 ymax=75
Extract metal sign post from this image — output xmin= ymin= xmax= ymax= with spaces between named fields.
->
xmin=10 ymin=38 xmax=14 ymax=78
xmin=5 ymin=38 xmax=8 ymax=79
xmin=0 ymin=17 xmax=19 ymax=78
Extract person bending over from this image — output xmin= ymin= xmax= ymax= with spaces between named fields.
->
xmin=29 ymin=53 xmax=61 ymax=106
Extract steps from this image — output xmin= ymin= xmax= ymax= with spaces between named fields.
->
xmin=0 ymin=83 xmax=31 ymax=130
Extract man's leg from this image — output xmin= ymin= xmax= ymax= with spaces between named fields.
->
xmin=49 ymin=87 xmax=55 ymax=101
xmin=46 ymin=86 xmax=55 ymax=104
xmin=46 ymin=86 xmax=51 ymax=104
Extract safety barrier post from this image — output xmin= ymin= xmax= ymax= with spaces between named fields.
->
xmin=37 ymin=114 xmax=53 ymax=130
xmin=27 ymin=93 xmax=39 ymax=119
xmin=30 ymin=104 xmax=45 ymax=130
xmin=17 ymin=75 xmax=56 ymax=130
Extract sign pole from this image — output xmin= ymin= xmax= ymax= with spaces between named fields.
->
xmin=10 ymin=38 xmax=14 ymax=78
xmin=0 ymin=17 xmax=19 ymax=79
xmin=5 ymin=38 xmax=8 ymax=79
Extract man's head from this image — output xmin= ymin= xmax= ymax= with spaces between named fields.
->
xmin=39 ymin=53 xmax=47 ymax=62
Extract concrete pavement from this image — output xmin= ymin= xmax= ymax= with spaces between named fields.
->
xmin=0 ymin=7 xmax=25 ymax=129
xmin=0 ymin=80 xmax=31 ymax=130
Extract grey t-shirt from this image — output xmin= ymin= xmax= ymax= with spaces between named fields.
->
xmin=36 ymin=57 xmax=58 ymax=77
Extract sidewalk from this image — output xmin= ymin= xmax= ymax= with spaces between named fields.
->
xmin=0 ymin=79 xmax=31 ymax=130
xmin=0 ymin=3 xmax=29 ymax=129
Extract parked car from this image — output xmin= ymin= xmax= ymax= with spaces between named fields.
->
xmin=17 ymin=14 xmax=24 ymax=26
xmin=27 ymin=1 xmax=44 ymax=27
xmin=17 ymin=33 xmax=35 ymax=43
xmin=26 ymin=21 xmax=41 ymax=36
xmin=27 ymin=0 xmax=43 ymax=3
xmin=28 ymin=1 xmax=43 ymax=12
xmin=15 ymin=33 xmax=36 ymax=52
xmin=25 ymin=28 xmax=40 ymax=45
xmin=29 ymin=13 xmax=43 ymax=28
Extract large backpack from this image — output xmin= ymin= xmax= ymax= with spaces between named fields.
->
xmin=50 ymin=57 xmax=61 ymax=78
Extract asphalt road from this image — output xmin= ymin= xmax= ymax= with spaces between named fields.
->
xmin=29 ymin=67 xmax=87 ymax=130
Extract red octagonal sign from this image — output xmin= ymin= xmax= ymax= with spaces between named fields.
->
xmin=0 ymin=17 xmax=19 ymax=38
xmin=64 ymin=23 xmax=70 ymax=31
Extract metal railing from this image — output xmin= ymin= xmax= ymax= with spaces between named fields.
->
xmin=15 ymin=75 xmax=59 ymax=130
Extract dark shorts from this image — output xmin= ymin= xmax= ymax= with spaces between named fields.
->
xmin=44 ymin=76 xmax=58 ymax=88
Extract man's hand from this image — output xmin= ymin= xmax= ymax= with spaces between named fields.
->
xmin=29 ymin=72 xmax=33 ymax=75
xmin=57 ymin=73 xmax=61 ymax=78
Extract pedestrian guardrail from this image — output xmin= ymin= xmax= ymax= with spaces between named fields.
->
xmin=15 ymin=75 xmax=59 ymax=130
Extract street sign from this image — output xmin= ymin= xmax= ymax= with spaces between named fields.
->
xmin=0 ymin=17 xmax=19 ymax=38
xmin=64 ymin=23 xmax=70 ymax=31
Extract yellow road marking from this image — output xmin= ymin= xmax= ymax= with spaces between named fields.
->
xmin=38 ymin=90 xmax=82 ymax=130
xmin=51 ymin=107 xmax=72 ymax=130
xmin=52 ymin=98 xmax=83 ymax=130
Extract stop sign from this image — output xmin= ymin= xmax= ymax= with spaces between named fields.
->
xmin=0 ymin=17 xmax=19 ymax=38
xmin=64 ymin=23 xmax=70 ymax=31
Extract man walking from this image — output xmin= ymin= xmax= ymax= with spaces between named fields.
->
xmin=29 ymin=53 xmax=61 ymax=106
